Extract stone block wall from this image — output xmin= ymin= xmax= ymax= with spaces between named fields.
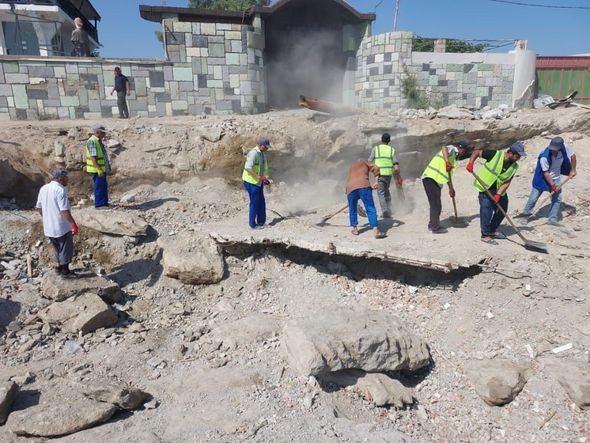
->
xmin=162 ymin=16 xmax=266 ymax=114
xmin=354 ymin=32 xmax=413 ymax=111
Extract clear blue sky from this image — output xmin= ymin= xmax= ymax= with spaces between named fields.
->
xmin=97 ymin=0 xmax=590 ymax=58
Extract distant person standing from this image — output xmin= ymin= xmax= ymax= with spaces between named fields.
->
xmin=368 ymin=133 xmax=403 ymax=218
xmin=111 ymin=67 xmax=130 ymax=119
xmin=36 ymin=169 xmax=79 ymax=277
xmin=242 ymin=137 xmax=272 ymax=229
xmin=85 ymin=124 xmax=110 ymax=208
xmin=71 ymin=17 xmax=90 ymax=57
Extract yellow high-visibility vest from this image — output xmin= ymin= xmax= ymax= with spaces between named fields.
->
xmin=474 ymin=150 xmax=518 ymax=194
xmin=242 ymin=147 xmax=269 ymax=185
xmin=85 ymin=135 xmax=105 ymax=174
xmin=422 ymin=150 xmax=456 ymax=185
xmin=373 ymin=144 xmax=395 ymax=176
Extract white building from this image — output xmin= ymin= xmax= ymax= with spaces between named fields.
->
xmin=0 ymin=0 xmax=100 ymax=56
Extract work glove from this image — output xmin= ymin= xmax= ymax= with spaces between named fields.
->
xmin=71 ymin=222 xmax=79 ymax=236
xmin=445 ymin=161 xmax=453 ymax=172
xmin=550 ymin=184 xmax=559 ymax=193
xmin=449 ymin=188 xmax=456 ymax=198
xmin=466 ymin=162 xmax=474 ymax=173
xmin=492 ymin=194 xmax=501 ymax=204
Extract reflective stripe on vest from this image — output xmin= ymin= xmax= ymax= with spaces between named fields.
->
xmin=374 ymin=144 xmax=395 ymax=176
xmin=242 ymin=147 xmax=269 ymax=185
xmin=85 ymin=135 xmax=105 ymax=174
xmin=422 ymin=151 xmax=456 ymax=185
xmin=474 ymin=150 xmax=518 ymax=193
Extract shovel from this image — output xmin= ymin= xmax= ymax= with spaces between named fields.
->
xmin=528 ymin=176 xmax=571 ymax=220
xmin=470 ymin=171 xmax=548 ymax=253
xmin=316 ymin=204 xmax=348 ymax=226
xmin=447 ymin=173 xmax=467 ymax=226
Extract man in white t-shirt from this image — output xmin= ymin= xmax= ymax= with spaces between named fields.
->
xmin=519 ymin=136 xmax=577 ymax=225
xmin=36 ymin=169 xmax=80 ymax=277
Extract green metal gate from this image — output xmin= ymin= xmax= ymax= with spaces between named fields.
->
xmin=537 ymin=57 xmax=590 ymax=104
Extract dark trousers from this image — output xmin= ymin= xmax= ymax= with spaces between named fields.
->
xmin=244 ymin=181 xmax=266 ymax=228
xmin=422 ymin=177 xmax=442 ymax=230
xmin=117 ymin=91 xmax=129 ymax=118
xmin=376 ymin=175 xmax=392 ymax=217
xmin=347 ymin=187 xmax=378 ymax=228
xmin=479 ymin=192 xmax=508 ymax=237
xmin=92 ymin=173 xmax=109 ymax=208
xmin=49 ymin=231 xmax=73 ymax=266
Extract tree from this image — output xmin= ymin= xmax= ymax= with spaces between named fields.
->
xmin=188 ymin=0 xmax=271 ymax=10
xmin=412 ymin=36 xmax=490 ymax=53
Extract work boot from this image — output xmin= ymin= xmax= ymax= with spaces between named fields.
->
xmin=382 ymin=212 xmax=392 ymax=219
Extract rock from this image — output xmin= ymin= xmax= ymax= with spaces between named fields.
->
xmin=481 ymin=109 xmax=504 ymax=120
xmin=282 ymin=307 xmax=431 ymax=377
xmin=75 ymin=208 xmax=149 ymax=237
xmin=83 ymin=385 xmax=148 ymax=410
xmin=466 ymin=359 xmax=528 ymax=406
xmin=210 ymin=314 xmax=280 ymax=348
xmin=0 ymin=381 xmax=19 ymax=424
xmin=199 ymin=127 xmax=223 ymax=142
xmin=546 ymin=359 xmax=590 ymax=409
xmin=39 ymin=293 xmax=118 ymax=334
xmin=105 ymin=139 xmax=121 ymax=149
xmin=158 ymin=231 xmax=224 ymax=285
xmin=325 ymin=370 xmax=414 ymax=408
xmin=7 ymin=389 xmax=117 ymax=437
xmin=436 ymin=104 xmax=475 ymax=120
xmin=54 ymin=141 xmax=65 ymax=156
xmin=41 ymin=272 xmax=122 ymax=303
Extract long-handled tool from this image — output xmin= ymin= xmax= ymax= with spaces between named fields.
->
xmin=470 ymin=171 xmax=548 ymax=253
xmin=447 ymin=173 xmax=467 ymax=225
xmin=528 ymin=176 xmax=571 ymax=220
xmin=316 ymin=204 xmax=348 ymax=226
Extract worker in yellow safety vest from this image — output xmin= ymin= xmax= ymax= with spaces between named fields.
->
xmin=85 ymin=124 xmax=110 ymax=208
xmin=421 ymin=141 xmax=472 ymax=233
xmin=466 ymin=142 xmax=526 ymax=244
xmin=243 ymin=137 xmax=271 ymax=229
xmin=368 ymin=133 xmax=403 ymax=218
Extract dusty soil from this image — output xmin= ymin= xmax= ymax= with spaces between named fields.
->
xmin=1 ymin=108 xmax=589 ymax=442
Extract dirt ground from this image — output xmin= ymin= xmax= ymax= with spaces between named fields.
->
xmin=1 ymin=108 xmax=589 ymax=442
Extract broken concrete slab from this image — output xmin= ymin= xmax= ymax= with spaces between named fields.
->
xmin=210 ymin=314 xmax=280 ymax=348
xmin=282 ymin=307 xmax=431 ymax=377
xmin=6 ymin=390 xmax=117 ymax=437
xmin=39 ymin=293 xmax=118 ymax=334
xmin=546 ymin=359 xmax=590 ymax=409
xmin=0 ymin=381 xmax=19 ymax=425
xmin=158 ymin=231 xmax=224 ymax=285
xmin=41 ymin=271 xmax=122 ymax=303
xmin=466 ymin=359 xmax=528 ymax=406
xmin=436 ymin=104 xmax=476 ymax=120
xmin=324 ymin=369 xmax=415 ymax=408
xmin=75 ymin=208 xmax=149 ymax=237
xmin=83 ymin=385 xmax=148 ymax=410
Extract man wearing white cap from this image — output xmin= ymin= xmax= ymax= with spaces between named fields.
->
xmin=242 ymin=137 xmax=272 ymax=229
xmin=85 ymin=124 xmax=110 ymax=208
xmin=36 ymin=169 xmax=79 ymax=277
xmin=519 ymin=136 xmax=577 ymax=225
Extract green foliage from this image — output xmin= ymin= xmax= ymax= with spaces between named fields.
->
xmin=188 ymin=0 xmax=270 ymax=10
xmin=412 ymin=36 xmax=490 ymax=53
xmin=401 ymin=73 xmax=429 ymax=110
xmin=155 ymin=30 xmax=163 ymax=43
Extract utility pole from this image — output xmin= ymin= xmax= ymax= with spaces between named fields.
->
xmin=393 ymin=0 xmax=400 ymax=31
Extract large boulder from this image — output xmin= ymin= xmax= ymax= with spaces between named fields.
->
xmin=41 ymin=272 xmax=121 ymax=303
xmin=75 ymin=208 xmax=149 ymax=236
xmin=7 ymin=390 xmax=116 ymax=437
xmin=158 ymin=231 xmax=224 ymax=285
xmin=39 ymin=293 xmax=118 ymax=334
xmin=436 ymin=104 xmax=475 ymax=120
xmin=0 ymin=381 xmax=19 ymax=425
xmin=466 ymin=359 xmax=528 ymax=406
xmin=83 ymin=385 xmax=148 ymax=410
xmin=282 ymin=308 xmax=431 ymax=377
xmin=546 ymin=359 xmax=590 ymax=409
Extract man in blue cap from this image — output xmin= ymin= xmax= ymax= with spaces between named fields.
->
xmin=242 ymin=137 xmax=272 ymax=229
xmin=466 ymin=142 xmax=526 ymax=244
xmin=518 ymin=136 xmax=577 ymax=225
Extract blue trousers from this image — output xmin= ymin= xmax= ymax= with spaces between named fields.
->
xmin=243 ymin=181 xmax=266 ymax=228
xmin=522 ymin=180 xmax=561 ymax=223
xmin=348 ymin=187 xmax=378 ymax=228
xmin=92 ymin=173 xmax=109 ymax=208
xmin=479 ymin=192 xmax=508 ymax=237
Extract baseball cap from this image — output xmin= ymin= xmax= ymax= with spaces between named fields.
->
xmin=257 ymin=137 xmax=271 ymax=148
xmin=455 ymin=141 xmax=470 ymax=149
xmin=548 ymin=136 xmax=565 ymax=151
xmin=382 ymin=133 xmax=391 ymax=143
xmin=508 ymin=141 xmax=526 ymax=157
xmin=52 ymin=168 xmax=68 ymax=179
xmin=92 ymin=124 xmax=109 ymax=134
